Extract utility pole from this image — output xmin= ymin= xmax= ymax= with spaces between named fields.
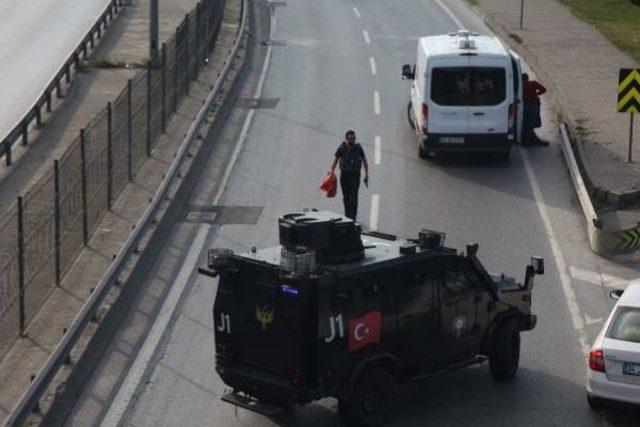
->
xmin=150 ymin=0 xmax=159 ymax=60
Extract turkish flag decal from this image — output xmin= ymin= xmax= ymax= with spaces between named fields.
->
xmin=348 ymin=311 xmax=382 ymax=351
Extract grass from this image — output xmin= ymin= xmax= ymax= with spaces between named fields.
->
xmin=560 ymin=0 xmax=640 ymax=63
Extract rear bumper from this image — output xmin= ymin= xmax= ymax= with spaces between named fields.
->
xmin=587 ymin=370 xmax=640 ymax=405
xmin=421 ymin=133 xmax=512 ymax=154
xmin=217 ymin=364 xmax=310 ymax=406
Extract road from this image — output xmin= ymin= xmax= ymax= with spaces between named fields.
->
xmin=0 ymin=0 xmax=109 ymax=142
xmin=67 ymin=0 xmax=640 ymax=425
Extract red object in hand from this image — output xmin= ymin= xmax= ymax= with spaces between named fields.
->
xmin=348 ymin=311 xmax=382 ymax=352
xmin=319 ymin=172 xmax=337 ymax=198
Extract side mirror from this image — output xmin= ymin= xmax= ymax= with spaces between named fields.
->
xmin=610 ymin=289 xmax=625 ymax=300
xmin=531 ymin=256 xmax=544 ymax=275
xmin=402 ymin=64 xmax=415 ymax=80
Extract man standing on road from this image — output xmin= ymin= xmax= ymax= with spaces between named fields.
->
xmin=522 ymin=73 xmax=549 ymax=146
xmin=330 ymin=130 xmax=369 ymax=221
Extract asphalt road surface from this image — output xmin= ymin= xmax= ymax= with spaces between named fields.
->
xmin=67 ymin=0 xmax=640 ymax=425
xmin=0 ymin=0 xmax=109 ymax=141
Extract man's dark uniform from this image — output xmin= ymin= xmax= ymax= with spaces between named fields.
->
xmin=335 ymin=142 xmax=365 ymax=220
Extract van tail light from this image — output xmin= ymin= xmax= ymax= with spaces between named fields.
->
xmin=420 ymin=103 xmax=429 ymax=135
xmin=589 ymin=349 xmax=605 ymax=372
xmin=508 ymin=103 xmax=515 ymax=131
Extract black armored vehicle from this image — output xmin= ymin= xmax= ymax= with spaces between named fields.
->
xmin=200 ymin=211 xmax=543 ymax=426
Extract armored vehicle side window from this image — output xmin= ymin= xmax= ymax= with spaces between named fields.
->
xmin=443 ymin=268 xmax=476 ymax=295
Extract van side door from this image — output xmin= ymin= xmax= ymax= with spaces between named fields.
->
xmin=509 ymin=51 xmax=524 ymax=143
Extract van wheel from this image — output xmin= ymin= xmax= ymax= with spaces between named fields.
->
xmin=417 ymin=139 xmax=428 ymax=159
xmin=339 ymin=367 xmax=394 ymax=426
xmin=407 ymin=102 xmax=415 ymax=130
xmin=497 ymin=149 xmax=511 ymax=161
xmin=489 ymin=320 xmax=520 ymax=381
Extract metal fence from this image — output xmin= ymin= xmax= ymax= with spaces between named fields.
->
xmin=0 ymin=0 xmax=226 ymax=358
xmin=0 ymin=0 xmax=123 ymax=167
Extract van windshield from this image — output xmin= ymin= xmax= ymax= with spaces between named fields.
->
xmin=431 ymin=67 xmax=506 ymax=106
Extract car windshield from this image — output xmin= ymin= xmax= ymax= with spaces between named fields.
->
xmin=431 ymin=67 xmax=506 ymax=107
xmin=606 ymin=306 xmax=640 ymax=344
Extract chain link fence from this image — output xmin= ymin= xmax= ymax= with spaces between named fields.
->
xmin=0 ymin=0 xmax=226 ymax=358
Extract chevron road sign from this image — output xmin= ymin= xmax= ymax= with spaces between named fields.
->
xmin=618 ymin=68 xmax=640 ymax=113
xmin=618 ymin=68 xmax=639 ymax=162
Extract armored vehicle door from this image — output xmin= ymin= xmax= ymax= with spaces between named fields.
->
xmin=395 ymin=261 xmax=440 ymax=370
xmin=436 ymin=256 xmax=483 ymax=365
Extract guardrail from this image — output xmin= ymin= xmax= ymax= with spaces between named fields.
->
xmin=3 ymin=0 xmax=245 ymax=423
xmin=0 ymin=0 xmax=123 ymax=167
xmin=560 ymin=123 xmax=640 ymax=255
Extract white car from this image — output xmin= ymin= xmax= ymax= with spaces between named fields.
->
xmin=587 ymin=280 xmax=640 ymax=408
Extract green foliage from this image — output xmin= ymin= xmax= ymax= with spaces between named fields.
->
xmin=561 ymin=0 xmax=640 ymax=63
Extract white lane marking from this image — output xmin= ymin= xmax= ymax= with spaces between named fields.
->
xmin=522 ymin=149 xmax=590 ymax=356
xmin=373 ymin=91 xmax=380 ymax=115
xmin=434 ymin=0 xmax=464 ymax=29
xmin=369 ymin=56 xmax=377 ymax=76
xmin=101 ymin=6 xmax=276 ymax=426
xmin=374 ymin=136 xmax=381 ymax=165
xmin=370 ymin=194 xmax=379 ymax=231
xmin=569 ymin=266 xmax=628 ymax=288
xmin=353 ymin=6 xmax=361 ymax=18
xmin=585 ymin=314 xmax=604 ymax=326
xmin=363 ymin=30 xmax=371 ymax=44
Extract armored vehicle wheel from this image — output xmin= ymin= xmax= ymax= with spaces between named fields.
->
xmin=489 ymin=320 xmax=520 ymax=381
xmin=339 ymin=367 xmax=394 ymax=426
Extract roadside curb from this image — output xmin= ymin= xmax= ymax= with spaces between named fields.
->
xmin=464 ymin=0 xmax=640 ymax=256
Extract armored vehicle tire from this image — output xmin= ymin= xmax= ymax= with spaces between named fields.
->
xmin=339 ymin=367 xmax=394 ymax=426
xmin=489 ymin=319 xmax=520 ymax=381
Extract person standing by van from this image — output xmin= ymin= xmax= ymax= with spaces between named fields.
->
xmin=330 ymin=130 xmax=369 ymax=221
xmin=523 ymin=73 xmax=549 ymax=146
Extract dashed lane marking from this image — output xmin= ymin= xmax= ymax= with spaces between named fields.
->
xmin=373 ymin=91 xmax=380 ymax=115
xmin=369 ymin=56 xmax=377 ymax=76
xmin=374 ymin=136 xmax=381 ymax=165
xmin=363 ymin=30 xmax=370 ymax=44
xmin=353 ymin=6 xmax=361 ymax=18
xmin=370 ymin=194 xmax=379 ymax=231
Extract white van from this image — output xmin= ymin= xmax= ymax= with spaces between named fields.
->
xmin=402 ymin=30 xmax=524 ymax=159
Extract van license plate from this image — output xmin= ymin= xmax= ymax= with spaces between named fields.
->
xmin=623 ymin=362 xmax=640 ymax=376
xmin=440 ymin=137 xmax=465 ymax=144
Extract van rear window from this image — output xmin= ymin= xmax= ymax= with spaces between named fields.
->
xmin=431 ymin=67 xmax=506 ymax=106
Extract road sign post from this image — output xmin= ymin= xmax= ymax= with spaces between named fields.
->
xmin=617 ymin=68 xmax=640 ymax=163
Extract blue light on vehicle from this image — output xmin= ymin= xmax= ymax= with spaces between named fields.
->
xmin=281 ymin=285 xmax=299 ymax=297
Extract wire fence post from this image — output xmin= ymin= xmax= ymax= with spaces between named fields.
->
xmin=54 ymin=160 xmax=61 ymax=286
xmin=174 ymin=27 xmax=179 ymax=113
xmin=195 ymin=3 xmax=201 ymax=72
xmin=17 ymin=196 xmax=25 ymax=336
xmin=146 ymin=65 xmax=151 ymax=156
xmin=127 ymin=79 xmax=133 ymax=181
xmin=107 ymin=102 xmax=113 ymax=209
xmin=161 ymin=43 xmax=166 ymax=133
xmin=185 ymin=14 xmax=190 ymax=96
xmin=3 ymin=141 xmax=11 ymax=166
xmin=80 ymin=129 xmax=89 ymax=246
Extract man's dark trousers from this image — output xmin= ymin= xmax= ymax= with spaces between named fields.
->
xmin=340 ymin=170 xmax=360 ymax=220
